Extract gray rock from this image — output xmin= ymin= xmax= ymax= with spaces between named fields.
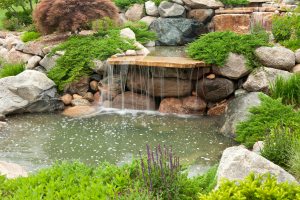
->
xmin=187 ymin=9 xmax=214 ymax=23
xmin=149 ymin=18 xmax=203 ymax=46
xmin=125 ymin=3 xmax=144 ymax=21
xmin=34 ymin=66 xmax=47 ymax=73
xmin=90 ymin=74 xmax=102 ymax=82
xmin=26 ymin=56 xmax=42 ymax=69
xmin=0 ymin=48 xmax=8 ymax=61
xmin=143 ymin=40 xmax=156 ymax=47
xmin=63 ymin=76 xmax=89 ymax=97
xmin=42 ymin=46 xmax=56 ymax=55
xmin=0 ymin=70 xmax=64 ymax=118
xmin=234 ymin=88 xmax=249 ymax=98
xmin=182 ymin=0 xmax=224 ymax=9
xmin=184 ymin=4 xmax=192 ymax=11
xmin=196 ymin=78 xmax=235 ymax=102
xmin=172 ymin=0 xmax=185 ymax=5
xmin=0 ymin=161 xmax=28 ymax=179
xmin=217 ymin=92 xmax=262 ymax=138
xmin=212 ymin=53 xmax=251 ymax=79
xmin=0 ymin=39 xmax=5 ymax=46
xmin=145 ymin=1 xmax=159 ymax=16
xmin=295 ymin=49 xmax=300 ymax=64
xmin=141 ymin=16 xmax=157 ymax=26
xmin=39 ymin=55 xmax=59 ymax=70
xmin=158 ymin=1 xmax=186 ymax=18
xmin=14 ymin=41 xmax=25 ymax=51
xmin=243 ymin=67 xmax=292 ymax=92
xmin=23 ymin=43 xmax=45 ymax=57
xmin=21 ymin=54 xmax=34 ymax=64
xmin=255 ymin=47 xmax=295 ymax=71
xmin=217 ymin=146 xmax=298 ymax=187
xmin=71 ymin=98 xmax=91 ymax=107
xmin=90 ymin=59 xmax=107 ymax=75
xmin=119 ymin=13 xmax=127 ymax=26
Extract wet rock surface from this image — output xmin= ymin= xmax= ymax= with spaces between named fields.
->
xmin=63 ymin=77 xmax=89 ymax=97
xmin=62 ymin=106 xmax=96 ymax=117
xmin=71 ymin=98 xmax=91 ymax=107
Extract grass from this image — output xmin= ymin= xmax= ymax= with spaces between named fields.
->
xmin=0 ymin=60 xmax=26 ymax=78
xmin=20 ymin=31 xmax=40 ymax=42
xmin=269 ymin=72 xmax=300 ymax=106
xmin=288 ymin=140 xmax=300 ymax=181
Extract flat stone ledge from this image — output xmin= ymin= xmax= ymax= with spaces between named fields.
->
xmin=108 ymin=56 xmax=210 ymax=68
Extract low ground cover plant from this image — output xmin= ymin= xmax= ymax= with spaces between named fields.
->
xmin=111 ymin=0 xmax=169 ymax=9
xmin=235 ymin=93 xmax=300 ymax=147
xmin=215 ymin=0 xmax=249 ymax=8
xmin=270 ymin=73 xmax=300 ymax=106
xmin=199 ymin=171 xmax=300 ymax=199
xmin=0 ymin=60 xmax=26 ymax=78
xmin=186 ymin=30 xmax=272 ymax=70
xmin=20 ymin=31 xmax=40 ymax=42
xmin=0 ymin=144 xmax=218 ymax=199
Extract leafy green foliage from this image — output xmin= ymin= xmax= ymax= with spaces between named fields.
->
xmin=261 ymin=122 xmax=299 ymax=168
xmin=0 ymin=145 xmax=218 ymax=199
xmin=5 ymin=9 xmax=33 ymax=26
xmin=186 ymin=30 xmax=272 ymax=69
xmin=0 ymin=60 xmax=25 ymax=78
xmin=150 ymin=0 xmax=171 ymax=6
xmin=20 ymin=31 xmax=40 ymax=42
xmin=111 ymin=0 xmax=146 ymax=9
xmin=2 ymin=17 xmax=20 ymax=31
xmin=270 ymin=73 xmax=300 ymax=106
xmin=288 ymin=139 xmax=300 ymax=180
xmin=215 ymin=0 xmax=249 ymax=7
xmin=280 ymin=37 xmax=300 ymax=51
xmin=46 ymin=34 xmax=139 ymax=93
xmin=235 ymin=93 xmax=300 ymax=147
xmin=199 ymin=171 xmax=300 ymax=200
xmin=249 ymin=22 xmax=271 ymax=43
xmin=92 ymin=17 xmax=118 ymax=32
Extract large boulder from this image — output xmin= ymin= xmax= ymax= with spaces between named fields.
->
xmin=187 ymin=9 xmax=214 ymax=23
xmin=0 ymin=161 xmax=28 ymax=179
xmin=213 ymin=14 xmax=250 ymax=34
xmin=149 ymin=18 xmax=203 ymax=46
xmin=158 ymin=1 xmax=186 ymax=18
xmin=63 ymin=76 xmax=89 ymax=97
xmin=243 ymin=67 xmax=292 ymax=92
xmin=127 ymin=70 xmax=194 ymax=97
xmin=125 ymin=3 xmax=144 ymax=21
xmin=145 ymin=1 xmax=159 ymax=16
xmin=196 ymin=78 xmax=235 ymax=102
xmin=0 ymin=70 xmax=64 ymax=118
xmin=120 ymin=28 xmax=136 ymax=41
xmin=23 ymin=42 xmax=45 ymax=56
xmin=182 ymin=0 xmax=224 ymax=8
xmin=217 ymin=92 xmax=262 ymax=138
xmin=212 ymin=53 xmax=251 ymax=79
xmin=217 ymin=146 xmax=298 ymax=186
xmin=112 ymin=91 xmax=156 ymax=110
xmin=255 ymin=47 xmax=295 ymax=71
xmin=39 ymin=55 xmax=59 ymax=70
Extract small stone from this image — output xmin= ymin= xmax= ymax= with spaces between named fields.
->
xmin=125 ymin=3 xmax=144 ymax=21
xmin=84 ymin=92 xmax=94 ymax=102
xmin=235 ymin=89 xmax=249 ymax=98
xmin=145 ymin=1 xmax=159 ymax=16
xmin=192 ymin=91 xmax=198 ymax=96
xmin=143 ymin=40 xmax=156 ymax=47
xmin=91 ymin=92 xmax=102 ymax=106
xmin=62 ymin=106 xmax=96 ymax=117
xmin=0 ymin=121 xmax=7 ymax=130
xmin=61 ymin=94 xmax=73 ymax=105
xmin=126 ymin=50 xmax=137 ymax=56
xmin=206 ymin=74 xmax=215 ymax=79
xmin=90 ymin=81 xmax=99 ymax=92
xmin=141 ymin=16 xmax=157 ymax=26
xmin=253 ymin=141 xmax=264 ymax=151
xmin=0 ymin=161 xmax=28 ymax=179
xmin=73 ymin=94 xmax=83 ymax=99
xmin=26 ymin=56 xmax=42 ymax=69
xmin=55 ymin=51 xmax=65 ymax=56
xmin=42 ymin=45 xmax=56 ymax=55
xmin=207 ymin=104 xmax=227 ymax=116
xmin=71 ymin=98 xmax=91 ymax=107
xmin=292 ymin=64 xmax=300 ymax=74
xmin=111 ymin=55 xmax=117 ymax=58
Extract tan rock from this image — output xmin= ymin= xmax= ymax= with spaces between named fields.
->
xmin=0 ymin=161 xmax=28 ymax=179
xmin=91 ymin=92 xmax=102 ymax=106
xmin=84 ymin=92 xmax=94 ymax=102
xmin=0 ymin=48 xmax=8 ymax=61
xmin=23 ymin=42 xmax=45 ymax=56
xmin=73 ymin=94 xmax=83 ymax=99
xmin=125 ymin=4 xmax=144 ymax=21
xmin=253 ymin=141 xmax=264 ymax=151
xmin=206 ymin=74 xmax=215 ymax=79
xmin=126 ymin=50 xmax=137 ymax=56
xmin=62 ymin=106 xmax=96 ymax=117
xmin=182 ymin=96 xmax=207 ymax=114
xmin=61 ymin=94 xmax=73 ymax=105
xmin=187 ymin=9 xmax=214 ymax=23
xmin=0 ymin=121 xmax=7 ymax=130
xmin=21 ymin=54 xmax=34 ymax=64
xmin=207 ymin=103 xmax=227 ymax=116
xmin=104 ymin=100 xmax=112 ymax=108
xmin=213 ymin=14 xmax=250 ymax=34
xmin=182 ymin=0 xmax=224 ymax=9
xmin=295 ymin=49 xmax=300 ymax=64
xmin=71 ymin=98 xmax=91 ymax=107
xmin=292 ymin=64 xmax=300 ymax=74
xmin=7 ymin=48 xmax=26 ymax=63
xmin=42 ymin=45 xmax=56 ymax=55
xmin=26 ymin=56 xmax=42 ymax=69
xmin=141 ymin=16 xmax=157 ymax=26
xmin=0 ymin=31 xmax=6 ymax=39
xmin=90 ymin=81 xmax=99 ymax=92
xmin=159 ymin=98 xmax=186 ymax=114
xmin=63 ymin=76 xmax=89 ymax=97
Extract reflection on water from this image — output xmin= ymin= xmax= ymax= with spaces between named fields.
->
xmin=0 ymin=109 xmax=238 ymax=177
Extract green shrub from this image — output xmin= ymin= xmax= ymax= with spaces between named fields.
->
xmin=235 ymin=93 xmax=300 ymax=147
xmin=150 ymin=0 xmax=171 ymax=6
xmin=2 ymin=17 xmax=21 ymax=31
xmin=249 ymin=22 xmax=271 ymax=43
xmin=271 ymin=18 xmax=292 ymax=42
xmin=261 ymin=122 xmax=299 ymax=168
xmin=112 ymin=0 xmax=146 ymax=9
xmin=20 ymin=31 xmax=40 ymax=42
xmin=5 ymin=10 xmax=33 ymax=26
xmin=46 ymin=34 xmax=139 ymax=93
xmin=92 ymin=17 xmax=118 ymax=31
xmin=24 ymin=23 xmax=38 ymax=32
xmin=215 ymin=0 xmax=249 ymax=7
xmin=0 ymin=61 xmax=26 ymax=78
xmin=288 ymin=139 xmax=300 ymax=180
xmin=199 ymin=171 xmax=300 ymax=200
xmin=280 ymin=37 xmax=300 ymax=51
xmin=186 ymin=30 xmax=272 ymax=69
xmin=270 ymin=73 xmax=300 ymax=106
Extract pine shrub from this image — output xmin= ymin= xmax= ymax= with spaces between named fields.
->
xmin=33 ymin=0 xmax=119 ymax=34
xmin=186 ymin=30 xmax=272 ymax=69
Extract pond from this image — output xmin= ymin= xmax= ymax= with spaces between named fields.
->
xmin=0 ymin=109 xmax=238 ymax=177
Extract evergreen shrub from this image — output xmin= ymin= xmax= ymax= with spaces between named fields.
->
xmin=235 ymin=93 xmax=300 ymax=147
xmin=5 ymin=10 xmax=33 ymax=26
xmin=199 ymin=171 xmax=300 ymax=200
xmin=20 ymin=31 xmax=40 ymax=42
xmin=186 ymin=30 xmax=272 ymax=69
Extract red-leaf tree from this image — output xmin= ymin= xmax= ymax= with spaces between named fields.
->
xmin=33 ymin=0 xmax=119 ymax=34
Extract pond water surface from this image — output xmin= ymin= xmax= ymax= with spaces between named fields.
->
xmin=0 ymin=109 xmax=238 ymax=177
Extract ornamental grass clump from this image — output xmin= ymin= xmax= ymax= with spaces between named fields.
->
xmin=186 ymin=30 xmax=272 ymax=69
xmin=0 ymin=60 xmax=26 ymax=78
xmin=270 ymin=73 xmax=300 ymax=106
xmin=288 ymin=139 xmax=300 ymax=180
xmin=20 ymin=31 xmax=40 ymax=42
